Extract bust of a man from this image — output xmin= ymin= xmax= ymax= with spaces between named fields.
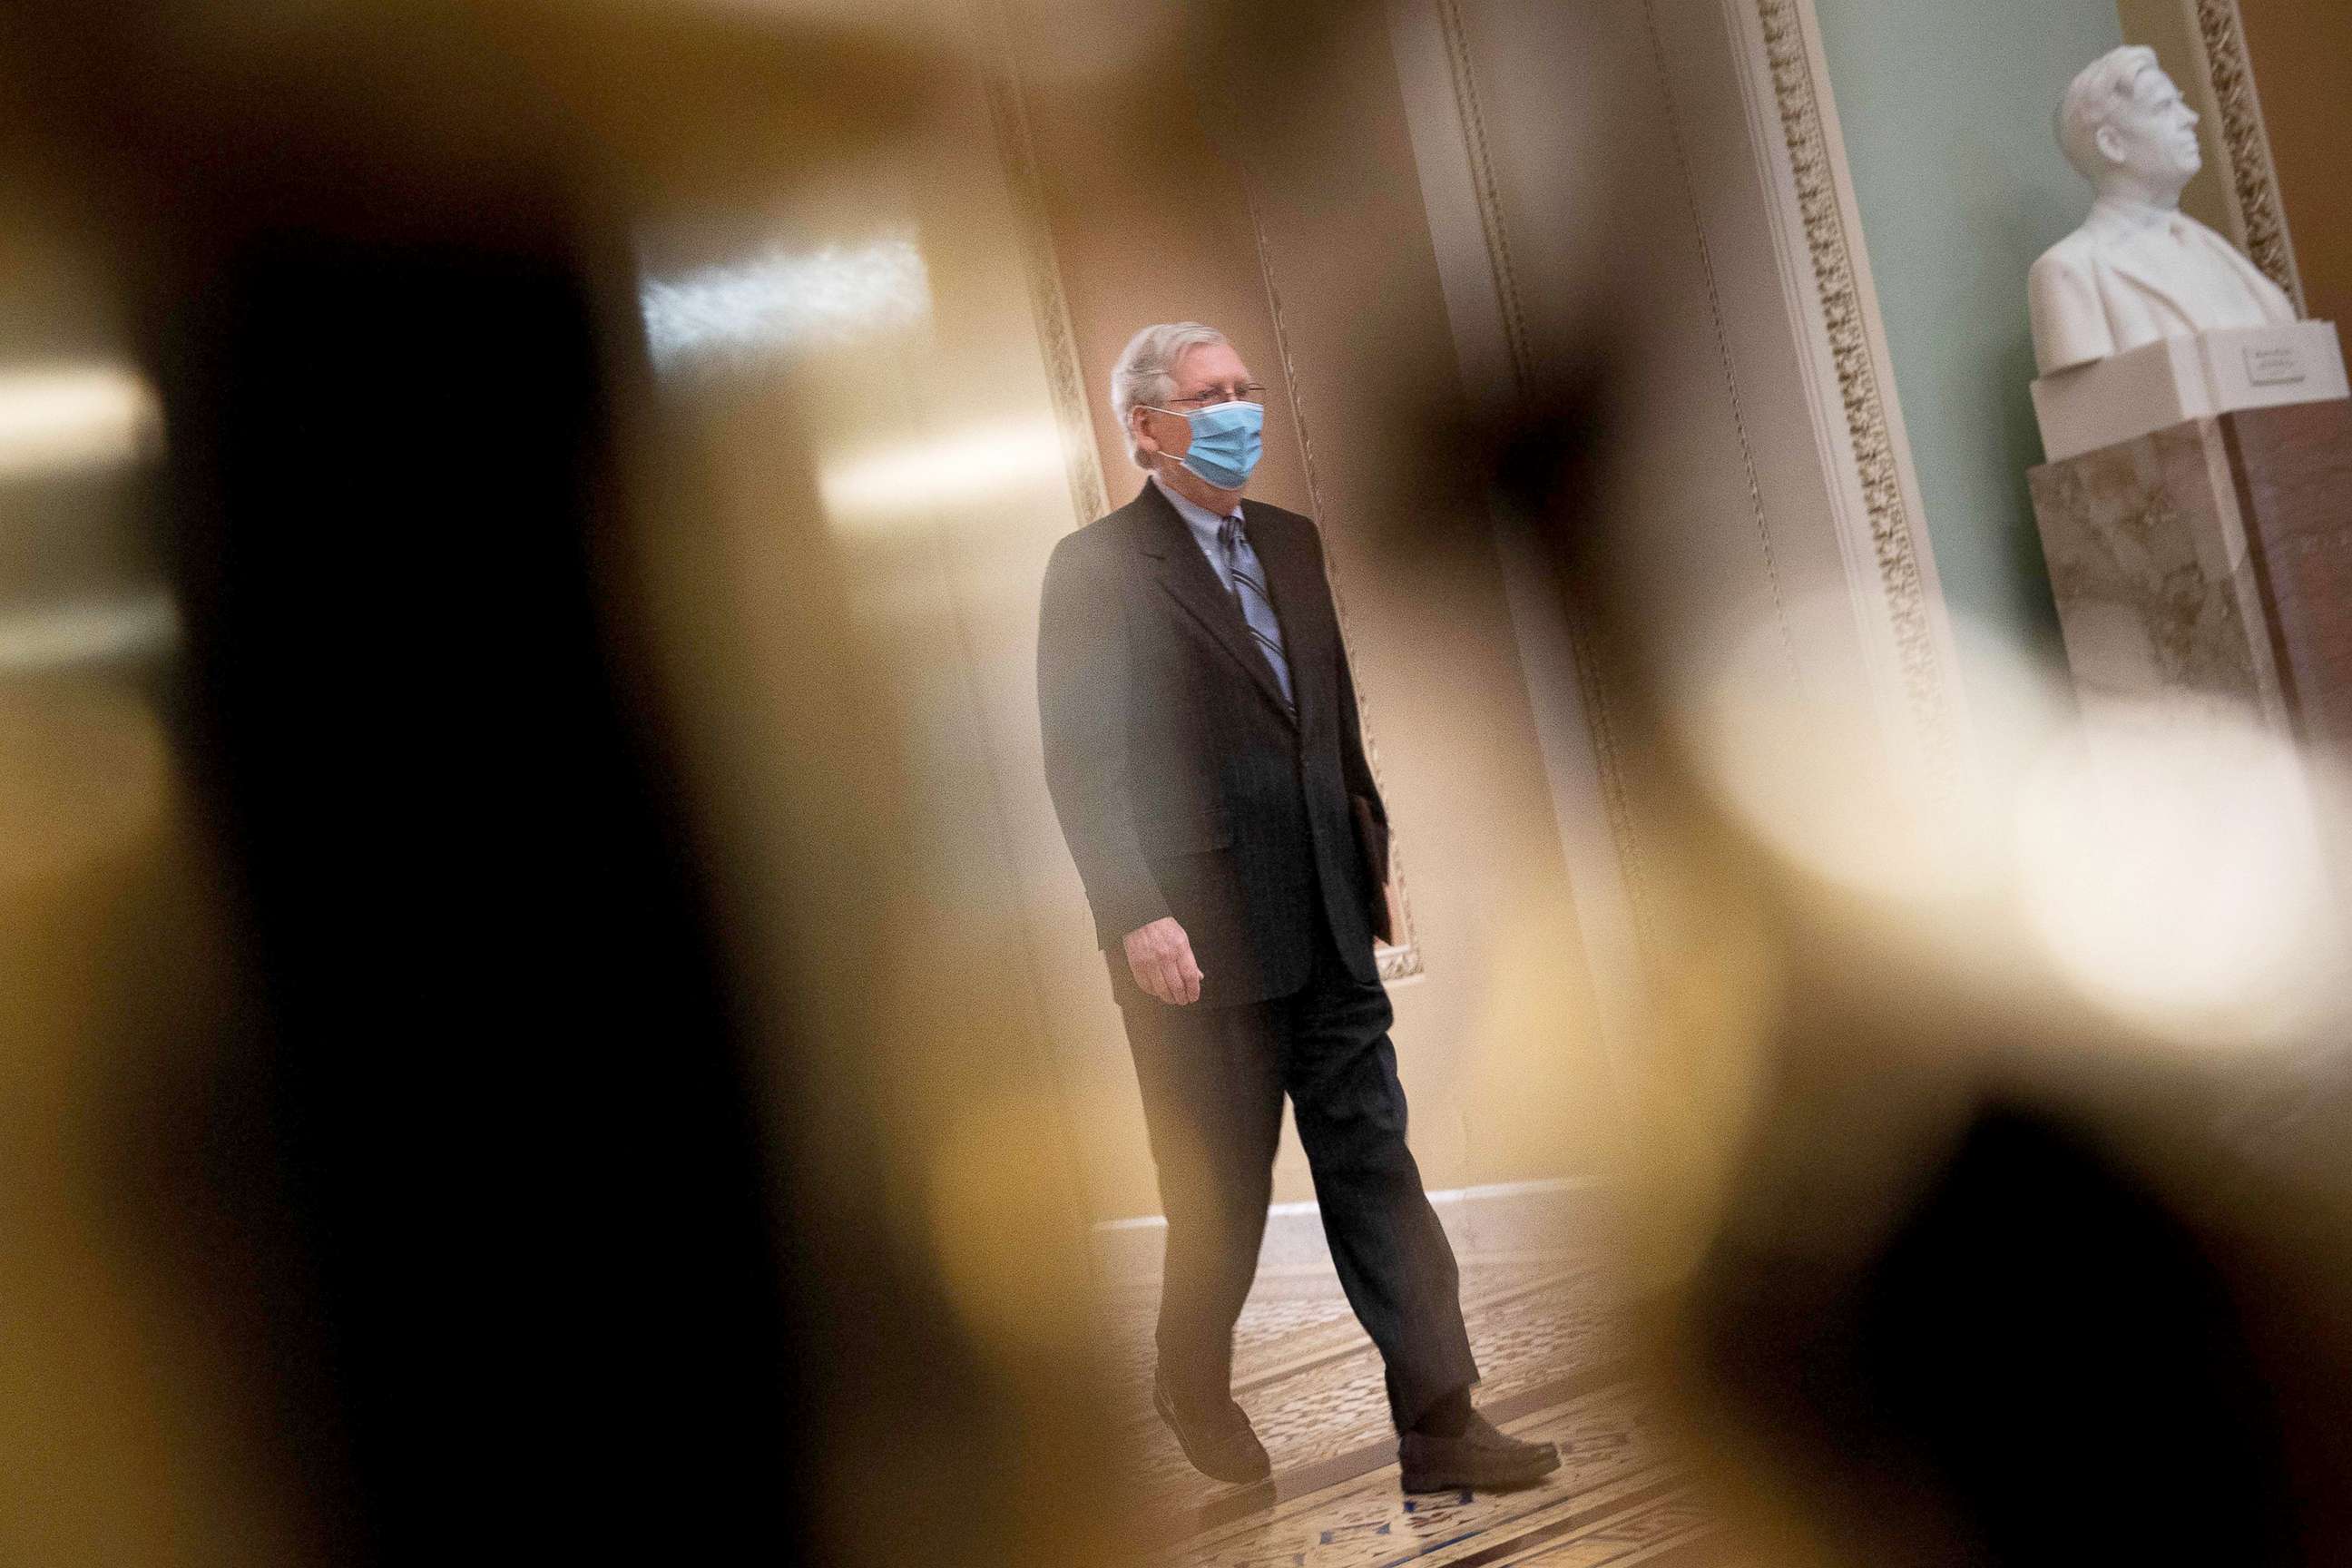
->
xmin=2029 ymin=45 xmax=2296 ymax=377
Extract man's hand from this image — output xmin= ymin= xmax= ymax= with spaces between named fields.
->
xmin=1122 ymin=916 xmax=1204 ymax=1005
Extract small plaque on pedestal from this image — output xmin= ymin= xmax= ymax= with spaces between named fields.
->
xmin=2033 ymin=321 xmax=2348 ymax=465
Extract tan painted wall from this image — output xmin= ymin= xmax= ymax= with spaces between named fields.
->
xmin=2237 ymin=0 xmax=2352 ymax=328
xmin=996 ymin=0 xmax=1617 ymax=1220
xmin=720 ymin=0 xmax=1942 ymax=1231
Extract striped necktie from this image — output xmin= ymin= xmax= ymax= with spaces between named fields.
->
xmin=1220 ymin=514 xmax=1293 ymax=713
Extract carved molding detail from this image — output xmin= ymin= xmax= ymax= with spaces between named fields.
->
xmin=1642 ymin=0 xmax=1794 ymax=680
xmin=1436 ymin=0 xmax=1662 ymax=967
xmin=1753 ymin=0 xmax=1959 ymax=786
xmin=2194 ymin=0 xmax=2307 ymax=310
xmin=975 ymin=3 xmax=1109 ymax=528
xmin=1235 ymin=172 xmax=1425 ymax=982
xmin=1434 ymin=0 xmax=1533 ymax=399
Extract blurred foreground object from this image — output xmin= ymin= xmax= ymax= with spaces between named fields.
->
xmin=0 ymin=2 xmax=1131 ymax=1563
xmin=1491 ymin=372 xmax=2352 ymax=1563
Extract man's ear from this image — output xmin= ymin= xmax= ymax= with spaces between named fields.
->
xmin=1134 ymin=406 xmax=1185 ymax=459
xmin=2096 ymin=122 xmax=2128 ymax=165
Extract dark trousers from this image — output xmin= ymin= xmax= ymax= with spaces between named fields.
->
xmin=1119 ymin=915 xmax=1479 ymax=1433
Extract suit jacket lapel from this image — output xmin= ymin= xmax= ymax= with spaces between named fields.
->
xmin=2196 ymin=224 xmax=2293 ymax=317
xmin=2098 ymin=242 xmax=2200 ymax=326
xmin=2098 ymin=223 xmax=2279 ymax=325
xmin=1242 ymin=501 xmax=1330 ymax=732
xmin=1131 ymin=484 xmax=1297 ymax=722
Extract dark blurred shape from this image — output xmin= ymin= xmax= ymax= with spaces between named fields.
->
xmin=64 ymin=52 xmax=793 ymax=1568
xmin=1699 ymin=1101 xmax=2302 ymax=1564
xmin=165 ymin=230 xmax=797 ymax=1560
xmin=0 ymin=5 xmax=1115 ymax=1563
xmin=1489 ymin=296 xmax=2352 ymax=1568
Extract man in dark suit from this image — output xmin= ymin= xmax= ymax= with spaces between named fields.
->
xmin=1037 ymin=322 xmax=1559 ymax=1494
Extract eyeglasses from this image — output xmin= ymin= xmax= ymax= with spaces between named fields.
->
xmin=1161 ymin=384 xmax=1266 ymax=410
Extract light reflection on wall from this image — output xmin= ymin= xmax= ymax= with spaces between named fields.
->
xmin=0 ymin=360 xmax=178 ymax=673
xmin=638 ymin=233 xmax=933 ymax=371
xmin=0 ymin=594 xmax=181 ymax=675
xmin=817 ymin=414 xmax=1065 ymax=532
xmin=1680 ymin=593 xmax=2352 ymax=1055
xmin=2014 ymin=708 xmax=2349 ymax=1048
xmin=0 ymin=364 xmax=164 ymax=479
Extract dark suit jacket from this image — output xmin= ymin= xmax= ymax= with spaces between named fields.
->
xmin=1037 ymin=481 xmax=1387 ymax=1007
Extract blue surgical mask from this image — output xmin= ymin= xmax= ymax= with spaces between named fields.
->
xmin=1152 ymin=399 xmax=1264 ymax=490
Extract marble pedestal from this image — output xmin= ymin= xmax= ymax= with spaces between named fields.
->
xmin=2027 ymin=399 xmax=2352 ymax=749
xmin=2033 ymin=320 xmax=2348 ymax=464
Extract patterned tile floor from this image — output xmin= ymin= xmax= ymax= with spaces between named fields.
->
xmin=1097 ymin=1254 xmax=1751 ymax=1565
xmin=1099 ymin=1259 xmax=1619 ymax=1510
xmin=1173 ymin=1387 xmax=1735 ymax=1568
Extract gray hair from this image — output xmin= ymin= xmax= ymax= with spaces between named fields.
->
xmin=1109 ymin=321 xmax=1229 ymax=469
xmin=2057 ymin=45 xmax=2163 ymax=181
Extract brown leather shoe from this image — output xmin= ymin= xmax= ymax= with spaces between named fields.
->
xmin=1398 ymin=1412 xmax=1562 ymax=1494
xmin=1153 ymin=1371 xmax=1272 ymax=1486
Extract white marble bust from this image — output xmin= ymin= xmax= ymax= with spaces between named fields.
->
xmin=2030 ymin=46 xmax=2296 ymax=377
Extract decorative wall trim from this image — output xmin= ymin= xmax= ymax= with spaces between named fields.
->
xmin=1746 ymin=0 xmax=1965 ymax=795
xmin=1410 ymin=0 xmax=1969 ymax=969
xmin=1434 ymin=0 xmax=1533 ymax=400
xmin=1642 ymin=0 xmax=1798 ymax=689
xmin=2192 ymin=0 xmax=2308 ymax=312
xmin=1431 ymin=0 xmax=1663 ymax=974
xmin=1235 ymin=172 xmax=1426 ymax=982
xmin=974 ymin=1 xmax=1110 ymax=529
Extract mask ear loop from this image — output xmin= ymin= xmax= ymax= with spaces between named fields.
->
xmin=1140 ymin=406 xmax=1206 ymax=482
xmin=1141 ymin=402 xmax=1263 ymax=488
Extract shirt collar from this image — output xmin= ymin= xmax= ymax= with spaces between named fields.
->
xmin=1152 ymin=472 xmax=1241 ymax=554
